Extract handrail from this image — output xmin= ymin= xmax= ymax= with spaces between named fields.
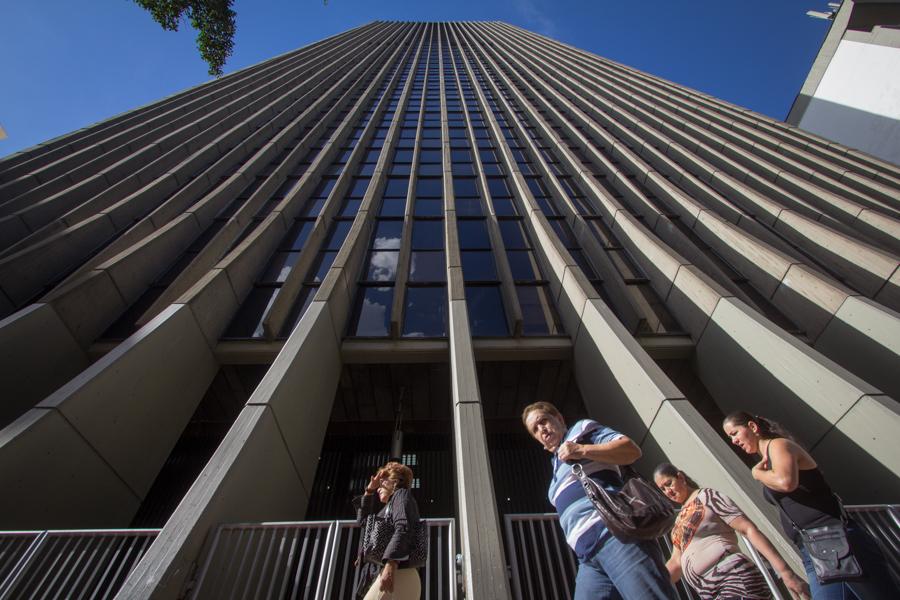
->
xmin=188 ymin=518 xmax=456 ymax=600
xmin=0 ymin=528 xmax=159 ymax=600
xmin=504 ymin=505 xmax=900 ymax=600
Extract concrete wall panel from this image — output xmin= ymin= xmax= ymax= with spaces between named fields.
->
xmin=0 ymin=304 xmax=89 ymax=428
xmin=0 ymin=409 xmax=140 ymax=529
xmin=36 ymin=304 xmax=218 ymax=498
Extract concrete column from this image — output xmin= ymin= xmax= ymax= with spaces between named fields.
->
xmin=116 ymin=297 xmax=343 ymax=599
xmin=440 ymin=23 xmax=513 ymax=600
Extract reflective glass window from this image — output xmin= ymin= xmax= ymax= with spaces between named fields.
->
xmin=340 ymin=199 xmax=361 ymax=217
xmin=416 ymin=177 xmax=443 ymax=198
xmin=499 ymin=220 xmax=528 ymax=249
xmin=261 ymin=252 xmax=300 ymax=284
xmin=451 ymin=150 xmax=472 ymax=163
xmin=507 ymin=250 xmax=541 ymax=281
xmin=225 ymin=287 xmax=279 ymax=338
xmin=353 ymin=287 xmax=393 ymax=336
xmin=457 ymin=220 xmax=490 ymax=249
xmin=302 ymin=197 xmax=326 ymax=217
xmin=487 ymin=178 xmax=511 ymax=198
xmin=517 ymin=286 xmax=560 ymax=335
xmin=453 ymin=178 xmax=479 ymax=198
xmin=380 ymin=198 xmax=406 ymax=217
xmin=384 ymin=178 xmax=409 ymax=198
xmin=371 ymin=220 xmax=402 ymax=249
xmin=283 ymin=221 xmax=314 ymax=250
xmin=309 ymin=251 xmax=338 ymax=282
xmin=279 ymin=286 xmax=315 ymax=337
xmin=412 ymin=220 xmax=444 ymax=250
xmin=414 ymin=198 xmax=442 ymax=217
xmin=465 ymin=286 xmax=508 ymax=336
xmin=364 ymin=251 xmax=399 ymax=282
xmin=461 ymin=251 xmax=497 ymax=281
xmin=418 ymin=163 xmax=442 ymax=177
xmin=325 ymin=221 xmax=353 ymax=250
xmin=456 ymin=198 xmax=483 ymax=217
xmin=403 ymin=287 xmax=447 ymax=337
xmin=409 ymin=251 xmax=446 ymax=282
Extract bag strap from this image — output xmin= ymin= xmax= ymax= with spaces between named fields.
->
xmin=764 ymin=440 xmax=847 ymax=530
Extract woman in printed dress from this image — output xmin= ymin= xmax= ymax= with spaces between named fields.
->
xmin=353 ymin=462 xmax=422 ymax=599
xmin=654 ymin=463 xmax=809 ymax=600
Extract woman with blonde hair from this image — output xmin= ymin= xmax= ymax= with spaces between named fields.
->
xmin=353 ymin=461 xmax=422 ymax=599
xmin=653 ymin=462 xmax=808 ymax=599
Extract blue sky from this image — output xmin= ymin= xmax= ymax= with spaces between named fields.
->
xmin=1 ymin=0 xmax=832 ymax=158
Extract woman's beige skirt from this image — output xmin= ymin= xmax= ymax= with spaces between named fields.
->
xmin=362 ymin=567 xmax=421 ymax=600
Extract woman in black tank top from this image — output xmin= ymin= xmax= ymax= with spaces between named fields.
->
xmin=723 ymin=412 xmax=895 ymax=600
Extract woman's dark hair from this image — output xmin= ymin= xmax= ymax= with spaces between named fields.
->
xmin=653 ymin=463 xmax=699 ymax=490
xmin=723 ymin=411 xmax=794 ymax=441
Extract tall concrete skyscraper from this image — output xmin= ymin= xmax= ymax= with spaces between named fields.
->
xmin=0 ymin=21 xmax=898 ymax=599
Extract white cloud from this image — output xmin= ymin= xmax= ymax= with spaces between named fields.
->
xmin=514 ymin=0 xmax=560 ymax=38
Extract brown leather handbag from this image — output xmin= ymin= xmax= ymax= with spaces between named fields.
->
xmin=571 ymin=464 xmax=676 ymax=541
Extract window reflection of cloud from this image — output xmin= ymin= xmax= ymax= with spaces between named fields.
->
xmin=368 ymin=252 xmax=398 ymax=281
xmin=374 ymin=235 xmax=400 ymax=249
xmin=356 ymin=288 xmax=390 ymax=335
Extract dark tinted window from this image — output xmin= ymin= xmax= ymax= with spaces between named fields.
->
xmin=409 ymin=251 xmax=446 ymax=282
xmin=412 ymin=220 xmax=444 ymax=250
xmin=415 ymin=199 xmax=443 ymax=217
xmin=403 ymin=287 xmax=447 ymax=337
xmin=348 ymin=178 xmax=371 ymax=198
xmin=499 ymin=220 xmax=528 ymax=249
xmin=465 ymin=286 xmax=508 ymax=336
xmin=279 ymin=286 xmax=315 ymax=338
xmin=487 ymin=178 xmax=511 ymax=198
xmin=308 ymin=251 xmax=337 ymax=282
xmin=517 ymin=286 xmax=560 ymax=335
xmin=353 ymin=287 xmax=393 ymax=336
xmin=380 ymin=198 xmax=406 ymax=217
xmin=261 ymin=252 xmax=301 ymax=284
xmin=416 ymin=177 xmax=443 ymax=198
xmin=325 ymin=221 xmax=353 ymax=250
xmin=225 ymin=288 xmax=278 ymax=338
xmin=461 ymin=251 xmax=497 ymax=281
xmin=492 ymin=197 xmax=517 ymax=216
xmin=283 ymin=221 xmax=315 ymax=250
xmin=458 ymin=220 xmax=490 ymax=249
xmin=372 ymin=221 xmax=402 ymax=249
xmin=384 ymin=178 xmax=409 ymax=198
xmin=453 ymin=178 xmax=479 ymax=198
xmin=456 ymin=198 xmax=483 ymax=217
xmin=507 ymin=250 xmax=540 ymax=281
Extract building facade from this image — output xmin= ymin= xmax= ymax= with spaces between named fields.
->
xmin=0 ymin=21 xmax=898 ymax=599
xmin=788 ymin=0 xmax=900 ymax=164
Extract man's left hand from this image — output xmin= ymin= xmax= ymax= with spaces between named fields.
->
xmin=558 ymin=441 xmax=583 ymax=463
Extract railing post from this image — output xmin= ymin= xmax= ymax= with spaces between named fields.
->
xmin=0 ymin=531 xmax=47 ymax=600
xmin=316 ymin=520 xmax=342 ymax=600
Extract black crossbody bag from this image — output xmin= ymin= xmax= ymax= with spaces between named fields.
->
xmin=776 ymin=501 xmax=862 ymax=584
xmin=765 ymin=444 xmax=862 ymax=584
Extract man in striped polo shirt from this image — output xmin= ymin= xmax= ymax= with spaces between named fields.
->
xmin=523 ymin=401 xmax=676 ymax=600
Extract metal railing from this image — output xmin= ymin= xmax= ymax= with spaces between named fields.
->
xmin=188 ymin=518 xmax=456 ymax=600
xmin=846 ymin=504 xmax=900 ymax=586
xmin=505 ymin=505 xmax=900 ymax=600
xmin=0 ymin=529 xmax=159 ymax=600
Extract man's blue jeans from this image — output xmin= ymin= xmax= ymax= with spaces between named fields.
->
xmin=574 ymin=536 xmax=677 ymax=600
